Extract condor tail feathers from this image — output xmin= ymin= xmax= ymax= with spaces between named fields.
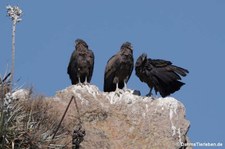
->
xmin=171 ymin=65 xmax=189 ymax=77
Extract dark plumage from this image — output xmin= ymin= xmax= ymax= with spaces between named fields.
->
xmin=104 ymin=42 xmax=134 ymax=92
xmin=67 ymin=39 xmax=94 ymax=85
xmin=135 ymin=53 xmax=189 ymax=97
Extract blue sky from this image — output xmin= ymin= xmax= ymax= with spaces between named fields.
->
xmin=1 ymin=0 xmax=225 ymax=147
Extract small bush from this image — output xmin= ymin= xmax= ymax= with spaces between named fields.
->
xmin=0 ymin=75 xmax=70 ymax=148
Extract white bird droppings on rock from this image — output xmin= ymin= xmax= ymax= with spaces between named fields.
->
xmin=54 ymin=84 xmax=191 ymax=148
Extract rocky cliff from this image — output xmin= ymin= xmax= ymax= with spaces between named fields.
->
xmin=45 ymin=84 xmax=191 ymax=149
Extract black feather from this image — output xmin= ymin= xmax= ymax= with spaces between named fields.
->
xmin=104 ymin=42 xmax=134 ymax=92
xmin=135 ymin=53 xmax=189 ymax=97
xmin=67 ymin=39 xmax=95 ymax=84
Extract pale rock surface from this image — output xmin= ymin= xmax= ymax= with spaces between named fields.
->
xmin=10 ymin=84 xmax=191 ymax=148
xmin=53 ymin=84 xmax=191 ymax=149
xmin=12 ymin=89 xmax=30 ymax=101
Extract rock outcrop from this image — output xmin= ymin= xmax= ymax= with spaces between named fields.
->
xmin=50 ymin=84 xmax=191 ymax=149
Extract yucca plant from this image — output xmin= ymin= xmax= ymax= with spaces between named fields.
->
xmin=1 ymin=5 xmax=72 ymax=148
xmin=6 ymin=5 xmax=22 ymax=92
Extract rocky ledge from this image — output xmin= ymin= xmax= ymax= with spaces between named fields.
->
xmin=46 ymin=84 xmax=191 ymax=149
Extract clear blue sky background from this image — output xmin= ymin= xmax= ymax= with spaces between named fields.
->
xmin=1 ymin=0 xmax=225 ymax=147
